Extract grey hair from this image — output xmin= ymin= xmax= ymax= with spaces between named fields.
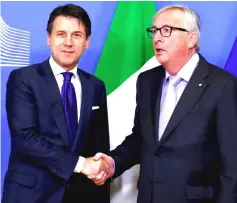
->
xmin=153 ymin=4 xmax=201 ymax=51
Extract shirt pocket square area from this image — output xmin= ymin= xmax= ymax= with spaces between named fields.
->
xmin=92 ymin=106 xmax=100 ymax=110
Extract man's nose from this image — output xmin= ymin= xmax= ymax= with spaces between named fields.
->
xmin=64 ymin=36 xmax=73 ymax=46
xmin=153 ymin=31 xmax=163 ymax=42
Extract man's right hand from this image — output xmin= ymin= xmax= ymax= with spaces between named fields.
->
xmin=81 ymin=157 xmax=108 ymax=178
xmin=87 ymin=153 xmax=115 ymax=185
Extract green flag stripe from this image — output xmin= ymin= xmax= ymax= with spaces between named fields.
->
xmin=95 ymin=2 xmax=156 ymax=95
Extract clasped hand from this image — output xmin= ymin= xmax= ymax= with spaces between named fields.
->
xmin=81 ymin=153 xmax=115 ymax=185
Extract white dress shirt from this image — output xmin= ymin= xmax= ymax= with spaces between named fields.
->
xmin=160 ymin=53 xmax=200 ymax=106
xmin=49 ymin=57 xmax=85 ymax=173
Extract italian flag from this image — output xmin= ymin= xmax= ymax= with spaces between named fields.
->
xmin=95 ymin=2 xmax=159 ymax=203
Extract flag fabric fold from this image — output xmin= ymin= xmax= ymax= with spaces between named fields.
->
xmin=95 ymin=1 xmax=156 ymax=95
xmin=95 ymin=2 xmax=157 ymax=203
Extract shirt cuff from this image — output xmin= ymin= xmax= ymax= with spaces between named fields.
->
xmin=73 ymin=156 xmax=85 ymax=173
xmin=112 ymin=158 xmax=115 ymax=176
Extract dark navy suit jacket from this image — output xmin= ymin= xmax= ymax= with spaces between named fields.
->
xmin=110 ymin=55 xmax=237 ymax=203
xmin=2 ymin=60 xmax=110 ymax=203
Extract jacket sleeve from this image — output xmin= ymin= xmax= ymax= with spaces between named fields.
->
xmin=216 ymin=77 xmax=237 ymax=203
xmin=109 ymin=75 xmax=142 ymax=179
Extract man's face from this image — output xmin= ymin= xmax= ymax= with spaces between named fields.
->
xmin=47 ymin=15 xmax=90 ymax=70
xmin=152 ymin=10 xmax=191 ymax=67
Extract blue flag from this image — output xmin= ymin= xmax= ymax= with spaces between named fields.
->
xmin=225 ymin=37 xmax=237 ymax=76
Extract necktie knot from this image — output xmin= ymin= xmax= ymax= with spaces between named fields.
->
xmin=168 ymin=75 xmax=181 ymax=87
xmin=62 ymin=72 xmax=73 ymax=83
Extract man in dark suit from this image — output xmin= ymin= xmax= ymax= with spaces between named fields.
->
xmin=2 ymin=4 xmax=110 ymax=203
xmin=90 ymin=5 xmax=237 ymax=203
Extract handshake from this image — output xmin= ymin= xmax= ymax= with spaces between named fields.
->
xmin=81 ymin=153 xmax=115 ymax=185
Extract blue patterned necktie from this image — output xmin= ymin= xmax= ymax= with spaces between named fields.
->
xmin=61 ymin=72 xmax=78 ymax=148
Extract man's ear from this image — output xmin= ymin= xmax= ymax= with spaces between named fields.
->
xmin=47 ymin=33 xmax=51 ymax=46
xmin=85 ymin=36 xmax=91 ymax=49
xmin=188 ymin=32 xmax=198 ymax=49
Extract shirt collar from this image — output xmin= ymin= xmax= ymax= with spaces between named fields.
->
xmin=49 ymin=56 xmax=78 ymax=77
xmin=164 ymin=53 xmax=199 ymax=84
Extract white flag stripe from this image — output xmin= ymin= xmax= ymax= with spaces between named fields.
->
xmin=108 ymin=56 xmax=160 ymax=203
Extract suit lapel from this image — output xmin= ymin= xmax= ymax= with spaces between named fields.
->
xmin=151 ymin=67 xmax=165 ymax=142
xmin=37 ymin=60 xmax=69 ymax=146
xmin=72 ymin=69 xmax=94 ymax=152
xmin=142 ymin=67 xmax=165 ymax=150
xmin=157 ymin=55 xmax=211 ymax=147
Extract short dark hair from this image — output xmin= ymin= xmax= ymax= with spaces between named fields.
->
xmin=47 ymin=4 xmax=91 ymax=38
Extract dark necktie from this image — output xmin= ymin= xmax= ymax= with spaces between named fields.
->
xmin=61 ymin=72 xmax=78 ymax=148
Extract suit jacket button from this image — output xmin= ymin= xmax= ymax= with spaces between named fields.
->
xmin=50 ymin=166 xmax=56 ymax=173
xmin=155 ymin=152 xmax=163 ymax=157
xmin=60 ymin=180 xmax=66 ymax=185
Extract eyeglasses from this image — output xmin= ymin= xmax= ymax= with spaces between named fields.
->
xmin=146 ymin=25 xmax=188 ymax=38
